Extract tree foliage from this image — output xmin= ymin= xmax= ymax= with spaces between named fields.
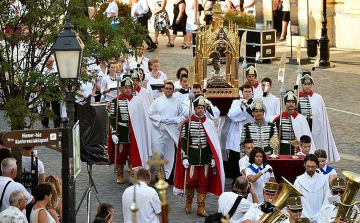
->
xmin=0 ymin=0 xmax=147 ymax=130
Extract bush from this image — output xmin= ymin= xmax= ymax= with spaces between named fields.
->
xmin=223 ymin=11 xmax=255 ymax=28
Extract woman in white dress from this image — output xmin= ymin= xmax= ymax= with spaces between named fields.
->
xmin=154 ymin=0 xmax=171 ymax=45
xmin=144 ymin=59 xmax=167 ymax=99
xmin=30 ymin=183 xmax=59 ymax=223
xmin=101 ymin=62 xmax=119 ymax=102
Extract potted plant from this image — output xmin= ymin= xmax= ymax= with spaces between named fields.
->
xmin=223 ymin=11 xmax=255 ymax=28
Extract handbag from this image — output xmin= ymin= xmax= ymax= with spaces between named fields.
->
xmin=144 ymin=7 xmax=152 ymax=20
xmin=204 ymin=195 xmax=243 ymax=223
xmin=144 ymin=0 xmax=152 ymax=20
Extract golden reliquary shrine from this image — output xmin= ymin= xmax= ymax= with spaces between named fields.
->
xmin=191 ymin=2 xmax=240 ymax=114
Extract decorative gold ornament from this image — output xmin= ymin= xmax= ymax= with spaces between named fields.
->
xmin=269 ymin=135 xmax=279 ymax=150
xmin=199 ymin=96 xmax=206 ymax=106
xmin=288 ymin=139 xmax=301 ymax=147
xmin=248 ymin=66 xmax=255 ymax=75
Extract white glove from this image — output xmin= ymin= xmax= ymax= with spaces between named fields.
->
xmin=261 ymin=164 xmax=272 ymax=174
xmin=112 ymin=134 xmax=119 ymax=144
xmin=166 ymin=117 xmax=177 ymax=124
xmin=161 ymin=117 xmax=168 ymax=123
xmin=210 ymin=159 xmax=216 ymax=168
xmin=182 ymin=159 xmax=189 ymax=168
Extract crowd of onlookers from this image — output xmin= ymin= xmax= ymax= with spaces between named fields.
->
xmin=0 ymin=145 xmax=116 ymax=223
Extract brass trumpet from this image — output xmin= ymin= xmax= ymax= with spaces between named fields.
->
xmin=259 ymin=177 xmax=303 ymax=223
xmin=335 ymin=171 xmax=360 ymax=222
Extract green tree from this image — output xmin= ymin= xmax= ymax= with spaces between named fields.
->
xmin=0 ymin=0 xmax=147 ymax=179
xmin=0 ymin=0 xmax=147 ymax=130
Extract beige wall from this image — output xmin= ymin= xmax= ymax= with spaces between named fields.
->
xmin=333 ymin=0 xmax=360 ymax=49
xmin=285 ymin=0 xmax=360 ymax=49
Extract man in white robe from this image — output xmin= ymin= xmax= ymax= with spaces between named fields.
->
xmin=261 ymin=77 xmax=280 ymax=122
xmin=226 ymin=84 xmax=253 ymax=153
xmin=298 ymin=71 xmax=339 ymax=162
xmin=294 ymin=154 xmax=329 ymax=222
xmin=131 ymin=69 xmax=153 ymax=157
xmin=148 ymin=82 xmax=184 ymax=184
xmin=225 ymin=84 xmax=253 ymax=181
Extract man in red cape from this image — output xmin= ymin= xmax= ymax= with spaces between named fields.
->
xmin=173 ymin=94 xmax=225 ymax=217
xmin=107 ymin=75 xmax=150 ymax=184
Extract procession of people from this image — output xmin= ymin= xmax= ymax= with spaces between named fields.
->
xmin=96 ymin=51 xmax=350 ymax=223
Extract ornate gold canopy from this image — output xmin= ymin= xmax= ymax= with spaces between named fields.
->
xmin=192 ymin=2 xmax=240 ymax=98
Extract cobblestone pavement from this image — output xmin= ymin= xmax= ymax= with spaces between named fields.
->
xmin=1 ymin=33 xmax=360 ymax=223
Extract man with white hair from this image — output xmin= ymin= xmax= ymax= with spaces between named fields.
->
xmin=0 ymin=190 xmax=28 ymax=222
xmin=0 ymin=158 xmax=33 ymax=213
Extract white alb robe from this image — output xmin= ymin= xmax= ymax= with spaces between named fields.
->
xmin=148 ymin=95 xmax=184 ymax=178
xmin=134 ymin=86 xmax=154 ymax=156
xmin=294 ymin=172 xmax=330 ymax=222
xmin=128 ymin=95 xmax=151 ymax=169
xmin=226 ymin=99 xmax=253 ymax=152
xmin=263 ymin=93 xmax=281 ymax=122
xmin=307 ymin=92 xmax=339 ymax=161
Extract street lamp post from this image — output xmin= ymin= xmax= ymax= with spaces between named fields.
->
xmin=52 ymin=21 xmax=84 ymax=223
xmin=319 ymin=0 xmax=330 ymax=67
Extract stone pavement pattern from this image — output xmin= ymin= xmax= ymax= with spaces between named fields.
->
xmin=1 ymin=33 xmax=360 ymax=223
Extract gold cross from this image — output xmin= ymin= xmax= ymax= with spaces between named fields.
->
xmin=147 ymin=152 xmax=169 ymax=181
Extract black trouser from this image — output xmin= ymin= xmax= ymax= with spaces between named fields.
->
xmin=137 ymin=17 xmax=157 ymax=48
xmin=273 ymin=10 xmax=283 ymax=34
xmin=41 ymin=100 xmax=61 ymax=128
xmin=226 ymin=150 xmax=241 ymax=180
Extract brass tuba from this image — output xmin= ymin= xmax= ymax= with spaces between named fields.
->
xmin=335 ymin=171 xmax=360 ymax=222
xmin=259 ymin=177 xmax=303 ymax=223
